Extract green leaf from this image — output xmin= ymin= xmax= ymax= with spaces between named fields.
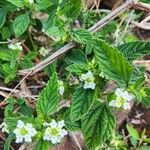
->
xmin=94 ymin=39 xmax=133 ymax=85
xmin=139 ymin=146 xmax=150 ymax=150
xmin=70 ymin=87 xmax=95 ymax=121
xmin=143 ymin=138 xmax=150 ymax=143
xmin=72 ymin=29 xmax=93 ymax=45
xmin=65 ymin=49 xmax=88 ymax=64
xmin=6 ymin=0 xmax=25 ymax=7
xmin=4 ymin=104 xmax=14 ymax=117
xmin=64 ymin=109 xmax=81 ymax=131
xmin=118 ymin=41 xmax=150 ymax=61
xmin=4 ymin=116 xmax=30 ymax=132
xmin=129 ymin=66 xmax=145 ymax=85
xmin=1 ymin=26 xmax=12 ymax=40
xmin=126 ymin=125 xmax=140 ymax=140
xmin=4 ymin=133 xmax=15 ymax=150
xmin=36 ymin=72 xmax=60 ymax=117
xmin=2 ymin=63 xmax=17 ymax=83
xmin=35 ymin=0 xmax=52 ymax=10
xmin=0 ymin=8 xmax=6 ymax=28
xmin=66 ymin=63 xmax=88 ymax=75
xmin=85 ymin=41 xmax=95 ymax=54
xmin=13 ymin=13 xmax=30 ymax=37
xmin=44 ymin=62 xmax=57 ymax=77
xmin=0 ymin=50 xmax=11 ymax=61
xmin=34 ymin=140 xmax=50 ymax=150
xmin=142 ymin=88 xmax=150 ymax=107
xmin=65 ymin=119 xmax=80 ymax=131
xmin=60 ymin=0 xmax=82 ymax=18
xmin=81 ymin=102 xmax=116 ymax=150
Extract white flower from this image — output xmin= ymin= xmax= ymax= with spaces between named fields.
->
xmin=80 ymin=71 xmax=96 ymax=90
xmin=123 ymin=102 xmax=131 ymax=110
xmin=39 ymin=47 xmax=50 ymax=57
xmin=8 ymin=42 xmax=23 ymax=51
xmin=0 ymin=122 xmax=9 ymax=133
xmin=43 ymin=119 xmax=67 ymax=144
xmin=58 ymin=81 xmax=65 ymax=96
xmin=108 ymin=100 xmax=116 ymax=107
xmin=13 ymin=120 xmax=37 ymax=143
xmin=109 ymin=88 xmax=133 ymax=110
xmin=43 ymin=122 xmax=50 ymax=127
xmin=83 ymin=82 xmax=96 ymax=90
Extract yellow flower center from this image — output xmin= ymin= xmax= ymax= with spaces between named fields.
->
xmin=20 ymin=128 xmax=28 ymax=136
xmin=51 ymin=128 xmax=60 ymax=136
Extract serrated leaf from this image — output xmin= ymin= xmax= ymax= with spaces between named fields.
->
xmin=0 ymin=8 xmax=6 ymax=28
xmin=1 ymin=26 xmax=12 ymax=40
xmin=129 ymin=66 xmax=145 ymax=86
xmin=34 ymin=140 xmax=50 ymax=150
xmin=35 ymin=0 xmax=52 ymax=10
xmin=118 ymin=41 xmax=150 ymax=61
xmin=19 ymin=57 xmax=34 ymax=69
xmin=60 ymin=0 xmax=82 ymax=18
xmin=81 ymin=102 xmax=116 ymax=150
xmin=64 ymin=109 xmax=81 ymax=131
xmin=72 ymin=29 xmax=93 ymax=45
xmin=85 ymin=41 xmax=95 ymax=54
xmin=36 ymin=72 xmax=60 ymax=117
xmin=65 ymin=49 xmax=88 ymax=64
xmin=6 ymin=0 xmax=25 ymax=7
xmin=66 ymin=63 xmax=88 ymax=75
xmin=94 ymin=39 xmax=133 ymax=85
xmin=70 ymin=87 xmax=95 ymax=121
xmin=2 ymin=63 xmax=17 ymax=83
xmin=4 ymin=116 xmax=30 ymax=132
xmin=142 ymin=88 xmax=150 ymax=107
xmin=13 ymin=13 xmax=30 ymax=37
xmin=4 ymin=133 xmax=15 ymax=150
xmin=0 ymin=50 xmax=11 ymax=61
xmin=126 ymin=125 xmax=140 ymax=140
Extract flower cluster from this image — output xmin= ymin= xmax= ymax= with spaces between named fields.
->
xmin=39 ymin=47 xmax=50 ymax=57
xmin=109 ymin=88 xmax=133 ymax=110
xmin=80 ymin=71 xmax=96 ymax=90
xmin=13 ymin=120 xmax=37 ymax=143
xmin=43 ymin=119 xmax=67 ymax=144
xmin=8 ymin=42 xmax=23 ymax=51
xmin=58 ymin=81 xmax=65 ymax=96
xmin=0 ymin=122 xmax=9 ymax=133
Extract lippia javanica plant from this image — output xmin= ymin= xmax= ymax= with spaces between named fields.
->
xmin=0 ymin=0 xmax=150 ymax=150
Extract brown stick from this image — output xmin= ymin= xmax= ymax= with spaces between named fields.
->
xmin=18 ymin=0 xmax=138 ymax=76
xmin=133 ymin=1 xmax=150 ymax=12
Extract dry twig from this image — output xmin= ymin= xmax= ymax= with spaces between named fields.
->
xmin=19 ymin=0 xmax=138 ymax=76
xmin=132 ymin=14 xmax=150 ymax=30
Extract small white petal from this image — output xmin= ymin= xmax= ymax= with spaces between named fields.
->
xmin=24 ymin=134 xmax=32 ymax=143
xmin=43 ymin=122 xmax=50 ymax=127
xmin=86 ymin=71 xmax=93 ymax=78
xmin=115 ymin=88 xmax=124 ymax=97
xmin=59 ymin=86 xmax=64 ymax=95
xmin=15 ymin=135 xmax=23 ymax=143
xmin=17 ymin=120 xmax=25 ymax=128
xmin=58 ymin=120 xmax=65 ymax=128
xmin=50 ymin=120 xmax=57 ymax=128
xmin=60 ymin=129 xmax=67 ymax=137
xmin=123 ymin=102 xmax=131 ymax=110
xmin=109 ymin=100 xmax=116 ymax=107
xmin=122 ymin=91 xmax=133 ymax=102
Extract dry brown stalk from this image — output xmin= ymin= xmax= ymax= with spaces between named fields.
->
xmin=19 ymin=0 xmax=139 ymax=76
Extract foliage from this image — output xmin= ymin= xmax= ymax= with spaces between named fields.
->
xmin=0 ymin=0 xmax=149 ymax=149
